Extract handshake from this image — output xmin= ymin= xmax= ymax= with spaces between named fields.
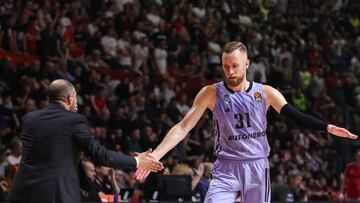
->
xmin=135 ymin=149 xmax=163 ymax=173
xmin=134 ymin=149 xmax=160 ymax=182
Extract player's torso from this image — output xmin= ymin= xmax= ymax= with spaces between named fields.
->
xmin=213 ymin=81 xmax=270 ymax=160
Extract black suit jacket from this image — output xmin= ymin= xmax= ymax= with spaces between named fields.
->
xmin=8 ymin=103 xmax=136 ymax=203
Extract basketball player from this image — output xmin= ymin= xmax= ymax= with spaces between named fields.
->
xmin=136 ymin=42 xmax=358 ymax=202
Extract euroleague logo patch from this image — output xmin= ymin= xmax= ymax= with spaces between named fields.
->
xmin=254 ymin=91 xmax=262 ymax=103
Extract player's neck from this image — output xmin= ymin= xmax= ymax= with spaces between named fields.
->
xmin=229 ymin=80 xmax=250 ymax=92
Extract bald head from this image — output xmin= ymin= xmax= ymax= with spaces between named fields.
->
xmin=48 ymin=79 xmax=75 ymax=102
xmin=48 ymin=79 xmax=78 ymax=112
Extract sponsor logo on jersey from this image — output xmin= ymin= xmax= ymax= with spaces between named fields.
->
xmin=228 ymin=131 xmax=266 ymax=140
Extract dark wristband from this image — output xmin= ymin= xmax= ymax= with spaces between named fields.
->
xmin=280 ymin=104 xmax=328 ymax=132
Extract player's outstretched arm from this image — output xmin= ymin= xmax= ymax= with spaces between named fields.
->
xmin=264 ymin=85 xmax=358 ymax=139
xmin=151 ymin=85 xmax=215 ymax=160
xmin=135 ymin=85 xmax=216 ymax=181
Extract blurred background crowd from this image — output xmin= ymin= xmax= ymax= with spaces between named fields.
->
xmin=0 ymin=0 xmax=360 ymax=202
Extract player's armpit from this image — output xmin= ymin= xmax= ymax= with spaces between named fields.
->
xmin=263 ymin=85 xmax=287 ymax=113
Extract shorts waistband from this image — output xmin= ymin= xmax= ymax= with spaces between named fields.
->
xmin=216 ymin=156 xmax=268 ymax=162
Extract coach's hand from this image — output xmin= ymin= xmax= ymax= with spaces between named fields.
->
xmin=327 ymin=124 xmax=358 ymax=139
xmin=135 ymin=149 xmax=163 ymax=172
xmin=135 ymin=152 xmax=160 ymax=182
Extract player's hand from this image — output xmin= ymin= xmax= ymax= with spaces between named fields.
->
xmin=134 ymin=149 xmax=163 ymax=173
xmin=135 ymin=169 xmax=151 ymax=182
xmin=135 ymin=152 xmax=160 ymax=182
xmin=327 ymin=124 xmax=358 ymax=139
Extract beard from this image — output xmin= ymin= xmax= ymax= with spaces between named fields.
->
xmin=225 ymin=75 xmax=244 ymax=87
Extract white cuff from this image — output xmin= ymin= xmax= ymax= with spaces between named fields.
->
xmin=134 ymin=157 xmax=139 ymax=167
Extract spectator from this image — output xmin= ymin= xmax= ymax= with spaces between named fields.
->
xmin=81 ymin=160 xmax=102 ymax=202
xmin=25 ymin=16 xmax=41 ymax=54
xmin=110 ymin=128 xmax=125 ymax=151
xmin=154 ymin=38 xmax=168 ymax=76
xmin=87 ymin=49 xmax=110 ymax=69
xmin=101 ymin=28 xmax=118 ymax=67
xmin=0 ymin=147 xmax=9 ymax=178
xmin=16 ymin=98 xmax=37 ymax=119
xmin=207 ymin=34 xmax=222 ymax=77
xmin=90 ymin=85 xmax=108 ymax=116
xmin=350 ymin=51 xmax=360 ymax=76
xmin=292 ymin=88 xmax=308 ymax=112
xmin=39 ymin=22 xmax=61 ymax=60
xmin=0 ymin=14 xmax=17 ymax=51
xmin=94 ymin=166 xmax=120 ymax=195
xmin=171 ymin=162 xmax=203 ymax=191
xmin=166 ymin=97 xmax=181 ymax=123
xmin=193 ymin=162 xmax=212 ymax=201
xmin=248 ymin=55 xmax=267 ymax=83
xmin=117 ymin=31 xmax=133 ymax=69
xmin=341 ymin=149 xmax=360 ymax=201
xmin=125 ymin=128 xmax=143 ymax=154
xmin=6 ymin=139 xmax=22 ymax=166
xmin=146 ymin=5 xmax=164 ymax=30
xmin=176 ymin=94 xmax=190 ymax=116
xmin=141 ymin=125 xmax=154 ymax=143
xmin=272 ymin=169 xmax=306 ymax=202
xmin=132 ymin=36 xmax=149 ymax=74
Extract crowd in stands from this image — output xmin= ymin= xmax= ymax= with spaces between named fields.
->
xmin=0 ymin=0 xmax=360 ymax=201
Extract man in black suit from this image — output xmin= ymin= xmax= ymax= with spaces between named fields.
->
xmin=8 ymin=79 xmax=163 ymax=203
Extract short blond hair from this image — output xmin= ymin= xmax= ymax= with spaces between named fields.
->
xmin=222 ymin=41 xmax=248 ymax=55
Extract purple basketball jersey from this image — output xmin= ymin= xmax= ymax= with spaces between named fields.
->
xmin=213 ymin=81 xmax=270 ymax=160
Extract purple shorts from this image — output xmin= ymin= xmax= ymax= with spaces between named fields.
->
xmin=205 ymin=158 xmax=270 ymax=203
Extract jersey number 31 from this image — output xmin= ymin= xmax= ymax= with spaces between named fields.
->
xmin=234 ymin=113 xmax=252 ymax=128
